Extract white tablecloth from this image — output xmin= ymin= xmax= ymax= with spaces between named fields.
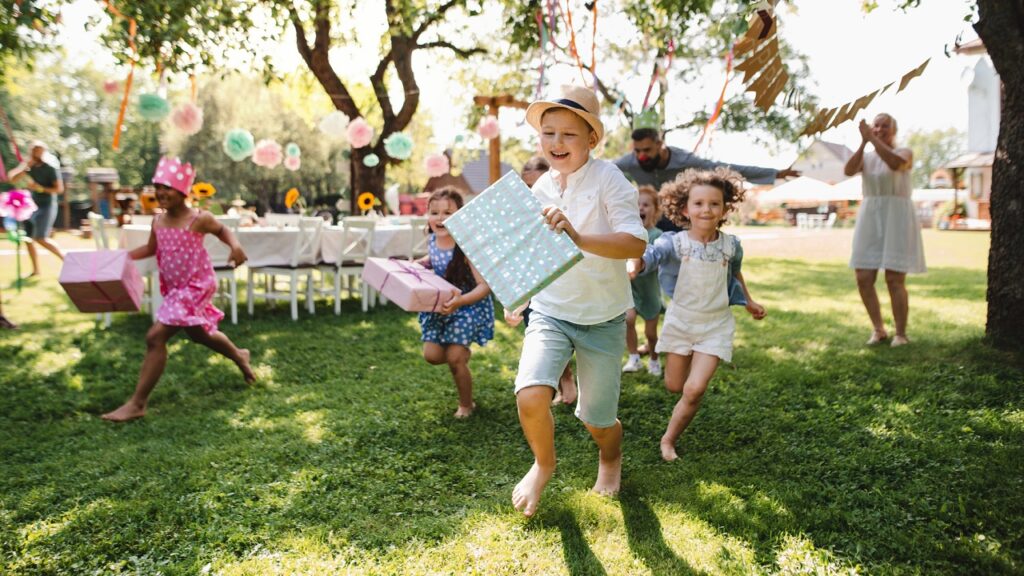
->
xmin=320 ymin=224 xmax=421 ymax=264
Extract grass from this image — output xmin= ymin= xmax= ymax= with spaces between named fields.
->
xmin=1 ymin=230 xmax=1021 ymax=575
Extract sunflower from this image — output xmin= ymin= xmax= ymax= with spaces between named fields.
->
xmin=139 ymin=191 xmax=159 ymax=212
xmin=191 ymin=182 xmax=216 ymax=198
xmin=357 ymin=192 xmax=376 ymax=212
xmin=285 ymin=187 xmax=300 ymax=209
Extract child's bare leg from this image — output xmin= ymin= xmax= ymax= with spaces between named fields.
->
xmin=884 ymin=270 xmax=909 ymax=339
xmin=644 ymin=316 xmax=659 ymax=360
xmin=661 ymin=352 xmax=719 ymax=461
xmin=855 ymin=269 xmax=887 ymax=341
xmin=102 ymin=323 xmax=180 ymax=421
xmin=625 ymin=308 xmax=639 ymax=354
xmin=558 ymin=364 xmax=577 ymax=404
xmin=423 ymin=342 xmax=446 ymax=365
xmin=446 ymin=344 xmax=475 ymax=418
xmin=184 ymin=326 xmax=256 ymax=383
xmin=513 ymin=385 xmax=557 ymax=517
xmin=586 ymin=419 xmax=623 ymax=496
xmin=26 ymin=241 xmax=41 ymax=276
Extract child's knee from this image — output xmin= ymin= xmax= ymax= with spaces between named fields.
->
xmin=682 ymin=384 xmax=707 ymax=405
xmin=664 ymin=377 xmax=684 ymax=394
xmin=423 ymin=345 xmax=445 ymax=365
xmin=445 ymin=345 xmax=470 ymax=366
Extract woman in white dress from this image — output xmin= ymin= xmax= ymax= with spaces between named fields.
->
xmin=844 ymin=113 xmax=926 ymax=347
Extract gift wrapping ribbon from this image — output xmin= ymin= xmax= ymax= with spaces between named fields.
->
xmin=378 ymin=259 xmax=450 ymax=312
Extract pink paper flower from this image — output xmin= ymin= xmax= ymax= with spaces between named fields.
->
xmin=424 ymin=153 xmax=450 ymax=178
xmin=284 ymin=156 xmax=301 ymax=171
xmin=346 ymin=117 xmax=374 ymax=149
xmin=252 ymin=139 xmax=283 ymax=169
xmin=0 ymin=190 xmax=39 ymax=222
xmin=103 ymin=80 xmax=120 ymax=94
xmin=171 ymin=103 xmax=204 ymax=135
xmin=477 ymin=115 xmax=500 ymax=140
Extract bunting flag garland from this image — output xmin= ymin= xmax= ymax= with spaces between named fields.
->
xmin=800 ymin=58 xmax=930 ymax=137
xmin=731 ymin=9 xmax=788 ymax=112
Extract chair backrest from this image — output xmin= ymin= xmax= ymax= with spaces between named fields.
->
xmin=215 ymin=215 xmax=241 ymax=232
xmin=131 ymin=214 xmax=154 ymax=226
xmin=825 ymin=212 xmax=838 ymax=228
xmin=266 ymin=212 xmax=301 ymax=227
xmin=288 ymin=216 xmax=323 ymax=267
xmin=796 ymin=213 xmax=808 ymax=228
xmin=340 ymin=219 xmax=376 ymax=265
xmin=87 ymin=212 xmax=111 ymax=250
xmin=405 ymin=216 xmax=430 ymax=260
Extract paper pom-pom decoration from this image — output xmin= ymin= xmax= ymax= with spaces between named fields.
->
xmin=0 ymin=190 xmax=38 ymax=222
xmin=477 ymin=115 xmax=500 ymax=140
xmin=171 ymin=103 xmax=204 ymax=135
xmin=454 ymin=134 xmax=464 ymax=143
xmin=138 ymin=93 xmax=171 ymax=122
xmin=285 ymin=143 xmax=301 ymax=158
xmin=424 ymin=153 xmax=450 ymax=178
xmin=252 ymin=139 xmax=283 ymax=169
xmin=382 ymin=132 xmax=414 ymax=160
xmin=318 ymin=111 xmax=350 ymax=139
xmin=103 ymin=80 xmax=120 ymax=94
xmin=362 ymin=153 xmax=380 ymax=168
xmin=347 ymin=118 xmax=374 ymax=148
xmin=223 ymin=129 xmax=255 ymax=162
xmin=284 ymin=156 xmax=301 ymax=171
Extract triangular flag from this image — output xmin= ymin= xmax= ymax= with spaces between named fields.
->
xmin=897 ymin=58 xmax=930 ymax=92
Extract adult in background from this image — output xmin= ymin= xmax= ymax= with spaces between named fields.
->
xmin=844 ymin=113 xmax=925 ymax=347
xmin=614 ymin=127 xmax=799 ymax=232
xmin=8 ymin=141 xmax=65 ymax=276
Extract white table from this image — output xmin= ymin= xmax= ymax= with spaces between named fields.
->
xmin=119 ymin=225 xmax=309 ymax=269
xmin=320 ymin=223 xmax=422 ymax=264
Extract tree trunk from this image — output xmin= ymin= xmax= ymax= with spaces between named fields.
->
xmin=976 ymin=0 xmax=1024 ymax=349
xmin=350 ymin=146 xmax=386 ymax=214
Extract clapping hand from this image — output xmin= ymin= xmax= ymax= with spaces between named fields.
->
xmin=858 ymin=119 xmax=873 ymax=141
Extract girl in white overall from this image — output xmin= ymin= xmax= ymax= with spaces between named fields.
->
xmin=633 ymin=168 xmax=766 ymax=461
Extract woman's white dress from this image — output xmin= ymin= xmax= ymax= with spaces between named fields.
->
xmin=849 ymin=151 xmax=927 ymax=274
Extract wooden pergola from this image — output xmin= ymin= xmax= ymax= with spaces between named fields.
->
xmin=473 ymin=95 xmax=529 ymax=184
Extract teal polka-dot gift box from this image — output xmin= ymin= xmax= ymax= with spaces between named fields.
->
xmin=444 ymin=171 xmax=583 ymax=310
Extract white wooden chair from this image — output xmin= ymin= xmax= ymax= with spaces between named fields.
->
xmin=265 ymin=213 xmax=301 ymax=227
xmin=247 ymin=217 xmax=323 ymax=320
xmin=130 ymin=214 xmax=154 ymax=226
xmin=319 ymin=219 xmax=376 ymax=314
xmin=405 ymin=216 xmax=430 ymax=260
xmin=213 ymin=216 xmax=242 ymax=324
xmin=87 ymin=212 xmax=113 ymax=327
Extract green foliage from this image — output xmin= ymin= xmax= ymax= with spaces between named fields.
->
xmin=905 ymin=127 xmax=965 ymax=188
xmin=1 ymin=232 xmax=1021 ymax=574
xmin=0 ymin=0 xmax=65 ymax=80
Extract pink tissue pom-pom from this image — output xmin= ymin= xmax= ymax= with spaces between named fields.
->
xmin=477 ymin=115 xmax=500 ymax=140
xmin=0 ymin=189 xmax=39 ymax=222
xmin=171 ymin=103 xmax=204 ymax=135
xmin=252 ymin=139 xmax=283 ymax=169
xmin=346 ymin=118 xmax=374 ymax=149
xmin=103 ymin=80 xmax=120 ymax=94
xmin=284 ymin=156 xmax=301 ymax=171
xmin=424 ymin=154 xmax=450 ymax=178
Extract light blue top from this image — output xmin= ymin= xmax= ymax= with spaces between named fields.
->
xmin=640 ymin=231 xmax=748 ymax=306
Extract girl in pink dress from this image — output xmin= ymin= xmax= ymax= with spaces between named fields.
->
xmin=102 ymin=157 xmax=254 ymax=422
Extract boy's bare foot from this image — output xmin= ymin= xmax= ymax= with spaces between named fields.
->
xmin=865 ymin=329 xmax=889 ymax=345
xmin=101 ymin=402 xmax=146 ymax=422
xmin=558 ymin=370 xmax=577 ymax=405
xmin=454 ymin=402 xmax=476 ymax=418
xmin=592 ymin=452 xmax=622 ymax=496
xmin=237 ymin=349 xmax=256 ymax=383
xmin=512 ymin=462 xmax=554 ymax=517
xmin=660 ymin=437 xmax=679 ymax=462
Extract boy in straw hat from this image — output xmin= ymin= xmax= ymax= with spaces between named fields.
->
xmin=511 ymin=85 xmax=647 ymax=517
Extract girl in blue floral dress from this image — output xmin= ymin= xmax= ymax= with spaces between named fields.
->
xmin=418 ymin=187 xmax=494 ymax=418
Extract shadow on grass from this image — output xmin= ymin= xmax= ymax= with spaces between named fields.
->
xmin=2 ymin=261 xmax=1022 ymax=574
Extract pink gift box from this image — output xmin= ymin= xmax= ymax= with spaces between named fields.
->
xmin=361 ymin=257 xmax=461 ymax=313
xmin=59 ymin=250 xmax=144 ymax=313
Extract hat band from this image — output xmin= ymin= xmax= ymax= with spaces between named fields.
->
xmin=555 ymin=98 xmax=588 ymax=113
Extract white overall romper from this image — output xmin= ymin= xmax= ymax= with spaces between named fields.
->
xmin=655 ymin=231 xmax=737 ymax=362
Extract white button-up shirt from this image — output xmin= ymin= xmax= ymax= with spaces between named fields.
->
xmin=530 ymin=158 xmax=648 ymax=324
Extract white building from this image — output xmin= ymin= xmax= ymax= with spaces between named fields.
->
xmin=790 ymin=140 xmax=854 ymax=184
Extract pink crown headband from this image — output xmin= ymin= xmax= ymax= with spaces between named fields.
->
xmin=152 ymin=156 xmax=196 ymax=195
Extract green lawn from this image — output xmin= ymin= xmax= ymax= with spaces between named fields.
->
xmin=1 ymin=234 xmax=1021 ymax=575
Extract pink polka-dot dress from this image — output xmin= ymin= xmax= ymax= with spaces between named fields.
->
xmin=155 ymin=210 xmax=224 ymax=333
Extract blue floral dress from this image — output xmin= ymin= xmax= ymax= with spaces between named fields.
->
xmin=418 ymin=235 xmax=495 ymax=347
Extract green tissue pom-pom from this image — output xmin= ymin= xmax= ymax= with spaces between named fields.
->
xmin=223 ymin=129 xmax=255 ymax=162
xmin=138 ymin=94 xmax=171 ymax=122
xmin=382 ymin=132 xmax=413 ymax=160
xmin=362 ymin=154 xmax=380 ymax=167
xmin=285 ymin=143 xmax=301 ymax=158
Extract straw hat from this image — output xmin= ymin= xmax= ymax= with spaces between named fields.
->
xmin=525 ymin=85 xmax=604 ymax=143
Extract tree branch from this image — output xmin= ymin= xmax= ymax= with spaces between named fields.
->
xmin=418 ymin=40 xmax=486 ymax=58
xmin=413 ymin=0 xmax=462 ymax=40
xmin=291 ymin=3 xmax=360 ymax=119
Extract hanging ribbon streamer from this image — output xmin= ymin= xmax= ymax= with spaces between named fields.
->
xmin=557 ymin=0 xmax=589 ymax=85
xmin=534 ymin=8 xmax=547 ymax=101
xmin=693 ymin=48 xmax=734 ymax=153
xmin=640 ymin=39 xmax=675 ymax=111
xmin=190 ymin=75 xmax=198 ymax=103
xmin=104 ymin=1 xmax=137 ymax=151
xmin=0 ymin=100 xmax=22 ymax=181
xmin=590 ymin=0 xmax=598 ymax=90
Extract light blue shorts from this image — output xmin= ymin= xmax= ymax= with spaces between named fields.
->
xmin=514 ymin=310 xmax=626 ymax=428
